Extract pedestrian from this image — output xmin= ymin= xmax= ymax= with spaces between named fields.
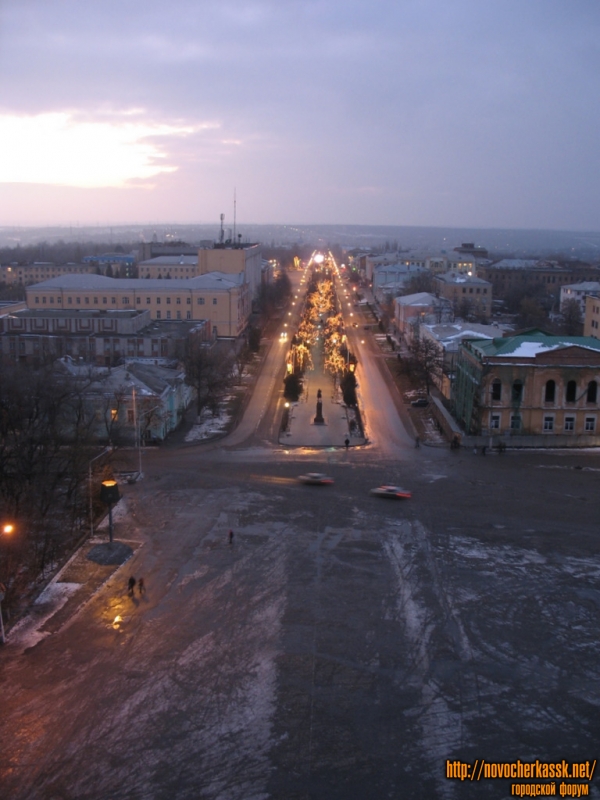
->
xmin=344 ymin=437 xmax=350 ymax=450
xmin=127 ymin=576 xmax=136 ymax=596
xmin=228 ymin=529 xmax=234 ymax=545
xmin=481 ymin=445 xmax=487 ymax=456
xmin=138 ymin=577 xmax=145 ymax=594
xmin=415 ymin=436 xmax=420 ymax=448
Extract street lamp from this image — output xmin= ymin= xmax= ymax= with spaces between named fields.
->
xmin=100 ymin=480 xmax=120 ymax=544
xmin=0 ymin=523 xmax=14 ymax=644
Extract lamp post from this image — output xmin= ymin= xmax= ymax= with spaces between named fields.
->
xmin=0 ymin=582 xmax=5 ymax=645
xmin=88 ymin=447 xmax=112 ymax=538
xmin=0 ymin=523 xmax=14 ymax=644
xmin=100 ymin=480 xmax=120 ymax=544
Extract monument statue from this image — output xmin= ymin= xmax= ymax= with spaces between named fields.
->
xmin=314 ymin=388 xmax=325 ymax=424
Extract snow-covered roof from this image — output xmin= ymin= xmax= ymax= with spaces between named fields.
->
xmin=28 ymin=272 xmax=243 ymax=291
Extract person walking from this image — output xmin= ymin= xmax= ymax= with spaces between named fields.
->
xmin=127 ymin=576 xmax=136 ymax=596
xmin=415 ymin=436 xmax=420 ymax=449
xmin=138 ymin=577 xmax=145 ymax=595
xmin=228 ymin=529 xmax=234 ymax=546
xmin=344 ymin=437 xmax=350 ymax=451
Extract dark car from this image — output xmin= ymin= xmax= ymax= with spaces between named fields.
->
xmin=411 ymin=398 xmax=429 ymax=407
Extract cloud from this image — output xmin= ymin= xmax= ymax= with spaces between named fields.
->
xmin=0 ymin=112 xmax=219 ymax=187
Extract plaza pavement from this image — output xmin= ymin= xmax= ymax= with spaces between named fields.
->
xmin=279 ymin=373 xmax=367 ymax=448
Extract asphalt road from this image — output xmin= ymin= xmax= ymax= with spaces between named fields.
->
xmin=1 ymin=269 xmax=599 ymax=799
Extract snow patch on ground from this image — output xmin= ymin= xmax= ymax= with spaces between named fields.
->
xmin=7 ymin=582 xmax=80 ymax=651
xmin=185 ymin=408 xmax=232 ymax=441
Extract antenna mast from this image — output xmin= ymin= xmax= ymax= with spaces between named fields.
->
xmin=219 ymin=213 xmax=225 ymax=244
xmin=233 ymin=188 xmax=237 ymax=246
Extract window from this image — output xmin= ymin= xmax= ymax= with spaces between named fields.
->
xmin=186 ymin=297 xmax=191 ymax=304
xmin=490 ymin=414 xmax=500 ymax=429
xmin=212 ymin=298 xmax=217 ymax=305
xmin=85 ymin=297 xmax=90 ymax=304
xmin=176 ymin=311 xmax=181 ymax=320
xmin=176 ymin=297 xmax=181 ymax=305
xmin=76 ymin=297 xmax=80 ymax=303
xmin=585 ymin=417 xmax=596 ymax=432
xmin=491 ymin=380 xmax=502 ymax=401
xmin=198 ymin=297 xmax=205 ymax=305
xmin=156 ymin=311 xmax=161 ymax=319
xmin=94 ymin=297 xmax=98 ymax=304
xmin=543 ymin=416 xmax=554 ymax=432
xmin=156 ymin=297 xmax=161 ymax=304
xmin=510 ymin=415 xmax=521 ymax=429
xmin=564 ymin=417 xmax=575 ymax=432
xmin=123 ymin=297 xmax=130 ymax=305
xmin=166 ymin=297 xmax=171 ymax=304
xmin=136 ymin=297 xmax=141 ymax=305
xmin=146 ymin=297 xmax=151 ymax=304
xmin=565 ymin=380 xmax=577 ymax=403
xmin=67 ymin=297 xmax=72 ymax=304
xmin=587 ymin=381 xmax=597 ymax=403
xmin=166 ymin=310 xmax=171 ymax=319
xmin=42 ymin=296 xmax=46 ymax=303
xmin=512 ymin=381 xmax=523 ymax=402
xmin=186 ymin=311 xmax=191 ymax=320
xmin=111 ymin=297 xmax=116 ymax=304
xmin=103 ymin=297 xmax=107 ymax=304
xmin=35 ymin=297 xmax=39 ymax=304
xmin=544 ymin=380 xmax=555 ymax=403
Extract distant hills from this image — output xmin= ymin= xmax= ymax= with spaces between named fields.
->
xmin=1 ymin=223 xmax=599 ymax=260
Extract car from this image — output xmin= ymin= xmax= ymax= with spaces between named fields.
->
xmin=411 ymin=398 xmax=429 ymax=407
xmin=370 ymin=485 xmax=412 ymax=499
xmin=298 ymin=472 xmax=335 ymax=485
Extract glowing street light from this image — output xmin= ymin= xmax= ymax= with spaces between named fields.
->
xmin=100 ymin=480 xmax=120 ymax=544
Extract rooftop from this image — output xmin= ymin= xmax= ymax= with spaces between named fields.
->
xmin=467 ymin=331 xmax=600 ymax=359
xmin=27 ymin=272 xmax=244 ymax=291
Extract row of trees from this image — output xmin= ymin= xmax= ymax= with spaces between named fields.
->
xmin=282 ymin=265 xmax=359 ymax=405
xmin=0 ymin=361 xmax=120 ymax=613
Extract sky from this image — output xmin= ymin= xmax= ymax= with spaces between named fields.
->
xmin=0 ymin=0 xmax=599 ymax=231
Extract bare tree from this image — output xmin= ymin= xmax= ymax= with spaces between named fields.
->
xmin=406 ymin=338 xmax=443 ymax=395
xmin=560 ymin=299 xmax=583 ymax=336
xmin=182 ymin=340 xmax=233 ymax=418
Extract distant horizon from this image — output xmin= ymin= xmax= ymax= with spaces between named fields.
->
xmin=2 ymin=221 xmax=600 ymax=261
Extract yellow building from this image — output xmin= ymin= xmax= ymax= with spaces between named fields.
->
xmin=25 ymin=273 xmax=250 ymax=338
xmin=139 ymin=244 xmax=263 ymax=296
xmin=453 ymin=331 xmax=600 ymax=441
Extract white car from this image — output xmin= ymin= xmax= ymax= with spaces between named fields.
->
xmin=370 ymin=485 xmax=412 ymax=499
xmin=298 ymin=473 xmax=335 ymax=486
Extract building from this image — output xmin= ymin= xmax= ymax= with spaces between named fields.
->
xmin=372 ymin=262 xmax=428 ymax=302
xmin=453 ymin=242 xmax=489 ymax=259
xmin=420 ymin=321 xmax=509 ymax=398
xmin=57 ymin=360 xmax=194 ymax=444
xmin=393 ymin=292 xmax=452 ymax=343
xmin=453 ymin=331 xmax=600 ymax=442
xmin=0 ymin=308 xmax=210 ymax=365
xmin=477 ymin=260 xmax=600 ymax=297
xmin=25 ymin=273 xmax=249 ymax=338
xmin=138 ymin=243 xmax=262 ymax=297
xmin=0 ymin=262 xmax=100 ymax=285
xmin=560 ymin=282 xmax=600 ymax=314
xmin=434 ymin=272 xmax=492 ymax=321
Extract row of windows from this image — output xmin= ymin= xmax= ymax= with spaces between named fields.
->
xmin=491 ymin=379 xmax=598 ymax=404
xmin=491 ymin=413 xmax=597 ymax=432
xmin=34 ymin=295 xmax=219 ymax=306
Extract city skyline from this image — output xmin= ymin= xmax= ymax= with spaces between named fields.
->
xmin=1 ymin=0 xmax=599 ymax=231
